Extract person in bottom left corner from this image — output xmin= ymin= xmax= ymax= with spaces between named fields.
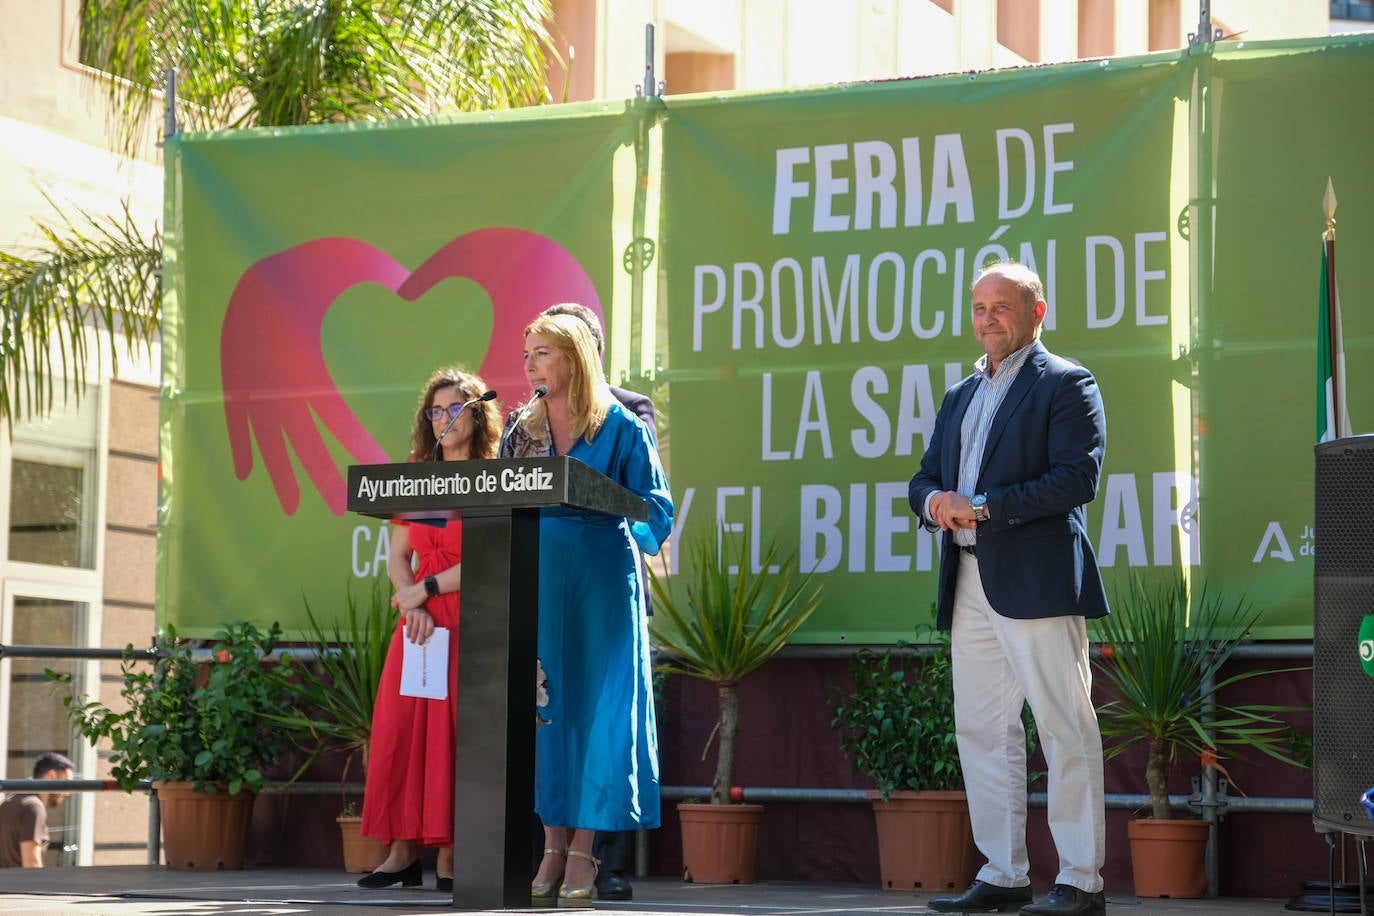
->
xmin=0 ymin=752 xmax=75 ymax=868
xmin=357 ymin=367 xmax=501 ymax=893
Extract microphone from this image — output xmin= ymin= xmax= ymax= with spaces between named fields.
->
xmin=431 ymin=389 xmax=498 ymax=461
xmin=499 ymin=385 xmax=547 ymax=457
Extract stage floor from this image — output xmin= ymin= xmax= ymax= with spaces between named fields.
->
xmin=0 ymin=867 xmax=1316 ymax=915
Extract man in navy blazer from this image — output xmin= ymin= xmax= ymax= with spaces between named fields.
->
xmin=909 ymin=262 xmax=1109 ymax=916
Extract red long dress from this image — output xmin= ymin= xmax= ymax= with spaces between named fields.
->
xmin=360 ymin=518 xmax=461 ymax=848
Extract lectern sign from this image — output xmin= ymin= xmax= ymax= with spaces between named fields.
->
xmin=347 ymin=455 xmax=649 ymax=521
xmin=351 ymin=463 xmax=551 ymax=506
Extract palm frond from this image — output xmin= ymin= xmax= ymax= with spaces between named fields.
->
xmin=79 ymin=0 xmax=557 ymax=155
xmin=0 ymin=197 xmax=160 ymax=427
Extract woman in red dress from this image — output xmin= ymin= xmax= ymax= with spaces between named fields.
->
xmin=358 ymin=367 xmax=501 ymax=891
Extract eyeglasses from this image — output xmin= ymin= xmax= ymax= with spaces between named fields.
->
xmin=424 ymin=403 xmax=469 ymax=422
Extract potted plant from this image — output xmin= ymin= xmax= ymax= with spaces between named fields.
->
xmin=830 ymin=611 xmax=973 ymax=892
xmin=273 ymin=580 xmax=396 ymax=873
xmin=832 ymin=605 xmax=1044 ymax=892
xmin=1093 ymin=574 xmax=1308 ymax=898
xmin=57 ymin=620 xmax=297 ymax=870
xmin=649 ymin=530 xmax=825 ymax=884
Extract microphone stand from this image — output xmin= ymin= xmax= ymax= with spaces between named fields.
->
xmin=499 ymin=386 xmax=547 ymax=458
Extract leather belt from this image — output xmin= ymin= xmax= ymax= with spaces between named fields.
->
xmin=959 ymin=544 xmax=977 ymax=556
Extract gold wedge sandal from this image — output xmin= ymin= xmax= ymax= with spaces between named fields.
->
xmin=531 ymin=848 xmax=567 ymax=907
xmin=557 ymin=849 xmax=600 ymax=908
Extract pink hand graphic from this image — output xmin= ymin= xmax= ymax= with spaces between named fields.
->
xmin=399 ymin=227 xmax=603 ymax=403
xmin=221 ymin=238 xmax=407 ymax=515
xmin=221 ymin=229 xmax=601 ymax=517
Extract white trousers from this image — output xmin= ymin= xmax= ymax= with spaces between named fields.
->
xmin=951 ymin=551 xmax=1106 ymax=893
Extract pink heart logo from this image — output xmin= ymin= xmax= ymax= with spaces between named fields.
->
xmin=221 ymin=227 xmax=601 ymax=515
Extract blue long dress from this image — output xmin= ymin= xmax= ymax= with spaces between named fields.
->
xmin=530 ymin=402 xmax=673 ymax=832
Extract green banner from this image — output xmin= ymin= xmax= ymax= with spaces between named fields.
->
xmin=659 ymin=37 xmax=1373 ymax=642
xmin=661 ymin=53 xmax=1193 ymax=642
xmin=160 ymin=37 xmax=1374 ymax=641
xmin=1202 ymin=37 xmax=1374 ymax=638
xmin=161 ymin=104 xmax=642 ymax=636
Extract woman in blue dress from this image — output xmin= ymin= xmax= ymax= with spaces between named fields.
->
xmin=502 ymin=313 xmax=673 ymax=908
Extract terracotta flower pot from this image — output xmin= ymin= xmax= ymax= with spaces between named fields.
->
xmin=336 ymin=816 xmax=387 ymax=873
xmin=678 ymin=802 xmax=764 ymax=884
xmin=1126 ymin=817 xmax=1210 ymax=898
xmin=155 ymin=780 xmax=256 ymax=870
xmin=868 ymin=790 xmax=976 ymax=892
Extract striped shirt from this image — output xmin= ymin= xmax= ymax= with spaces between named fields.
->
xmin=927 ymin=342 xmax=1036 ymax=547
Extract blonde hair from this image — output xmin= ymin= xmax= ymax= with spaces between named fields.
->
xmin=520 ymin=313 xmax=611 ymax=443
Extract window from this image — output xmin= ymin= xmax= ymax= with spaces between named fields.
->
xmin=6 ymin=391 xmax=100 ymax=569
xmin=8 ymin=458 xmax=93 ymax=567
xmin=1332 ymin=1 xmax=1374 ymax=22
xmin=1 ymin=594 xmax=92 ymax=866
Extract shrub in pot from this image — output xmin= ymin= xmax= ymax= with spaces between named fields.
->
xmin=832 ymin=607 xmax=1041 ymax=892
xmin=57 ymin=620 xmax=297 ymax=869
xmin=831 ymin=613 xmax=972 ymax=892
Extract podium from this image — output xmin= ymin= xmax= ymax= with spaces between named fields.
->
xmin=347 ymin=456 xmax=649 ymax=909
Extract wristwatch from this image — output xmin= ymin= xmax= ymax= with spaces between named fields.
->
xmin=971 ymin=494 xmax=989 ymax=524
xmin=423 ymin=574 xmax=440 ymax=598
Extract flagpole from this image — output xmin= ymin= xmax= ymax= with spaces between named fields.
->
xmin=1322 ymin=179 xmax=1345 ymax=439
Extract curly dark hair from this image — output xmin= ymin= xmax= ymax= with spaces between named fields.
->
xmin=407 ymin=367 xmax=501 ymax=462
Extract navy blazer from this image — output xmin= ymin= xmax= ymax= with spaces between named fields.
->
xmin=908 ymin=341 xmax=1109 ymax=630
xmin=610 ymin=385 xmax=657 ymax=445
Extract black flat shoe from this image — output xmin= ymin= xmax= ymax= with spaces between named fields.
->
xmin=357 ymin=859 xmax=422 ymax=889
xmin=1020 ymin=884 xmax=1106 ymax=916
xmin=436 ymin=876 xmax=453 ymax=892
xmin=595 ymin=870 xmax=633 ymax=901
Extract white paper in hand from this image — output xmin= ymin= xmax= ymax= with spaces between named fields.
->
xmin=399 ymin=626 xmax=449 ymax=699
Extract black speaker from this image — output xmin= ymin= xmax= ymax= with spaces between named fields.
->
xmin=1313 ymin=434 xmax=1374 ymax=836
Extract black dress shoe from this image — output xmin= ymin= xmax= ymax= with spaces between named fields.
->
xmin=1019 ymin=884 xmax=1106 ymax=916
xmin=595 ymin=869 xmax=633 ymax=901
xmin=435 ymin=876 xmax=453 ymax=892
xmin=356 ymin=859 xmax=422 ymax=889
xmin=928 ymin=880 xmax=1033 ymax=913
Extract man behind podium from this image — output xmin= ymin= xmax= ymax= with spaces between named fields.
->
xmin=505 ymin=314 xmax=672 ymax=908
xmin=540 ymin=302 xmax=654 ymax=901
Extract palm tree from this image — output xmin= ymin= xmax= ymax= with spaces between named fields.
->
xmin=1 ymin=0 xmax=553 ymax=425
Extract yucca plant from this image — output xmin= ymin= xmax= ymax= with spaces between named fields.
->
xmin=649 ymin=531 xmax=826 ymax=805
xmin=273 ymin=579 xmax=396 ymax=793
xmin=1092 ymin=574 xmax=1308 ymax=819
